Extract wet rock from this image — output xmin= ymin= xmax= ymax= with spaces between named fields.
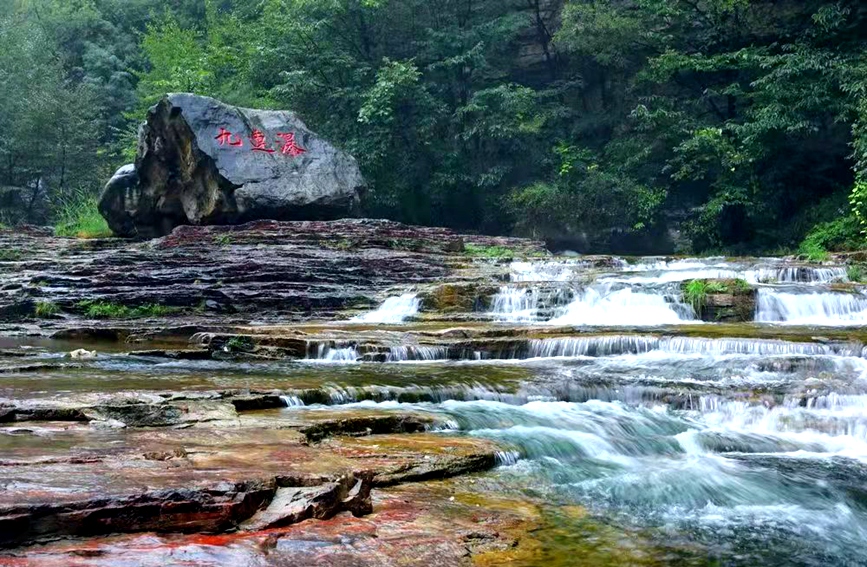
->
xmin=301 ymin=414 xmax=433 ymax=442
xmin=1 ymin=477 xmax=531 ymax=566
xmin=134 ymin=348 xmax=212 ymax=360
xmin=0 ymin=300 xmax=35 ymax=322
xmin=0 ymin=218 xmax=543 ymax=324
xmin=143 ymin=447 xmax=188 ymax=461
xmin=0 ymin=480 xmax=276 ymax=548
xmin=68 ymin=348 xmax=97 ymax=359
xmin=90 ymin=418 xmax=127 ymax=429
xmin=239 ymin=475 xmax=371 ymax=531
xmin=372 ymin=452 xmax=498 ymax=486
xmin=0 ymin=406 xmax=89 ymax=423
xmin=99 ymin=94 xmax=365 ymax=238
xmin=0 ymin=420 xmax=501 ymax=549
xmin=230 ymin=394 xmax=286 ymax=412
xmin=418 ymin=283 xmax=498 ymax=313
xmin=682 ymin=279 xmax=757 ymax=323
xmin=82 ymin=400 xmax=237 ymax=428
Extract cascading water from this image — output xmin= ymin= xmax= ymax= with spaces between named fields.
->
xmin=491 ymin=282 xmax=696 ymax=325
xmin=304 ymin=387 xmax=867 ymax=565
xmin=745 ymin=266 xmax=848 ymax=284
xmin=547 ymin=284 xmax=696 ymax=326
xmin=351 ymin=293 xmax=420 ymax=323
xmin=283 ymin=254 xmax=867 ymax=564
xmin=755 ymin=288 xmax=867 ymax=325
xmin=489 ymin=286 xmax=576 ymax=322
xmin=308 ymin=343 xmax=360 ymax=362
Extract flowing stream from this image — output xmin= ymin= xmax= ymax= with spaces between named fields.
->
xmin=7 ymin=254 xmax=867 ymax=565
xmin=293 ymin=255 xmax=867 ymax=564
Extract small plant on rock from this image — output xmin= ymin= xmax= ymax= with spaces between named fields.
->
xmin=682 ymin=280 xmax=710 ymax=313
xmin=54 ymin=191 xmax=112 ymax=239
xmin=35 ymin=301 xmax=60 ymax=318
xmin=225 ymin=336 xmax=254 ymax=352
xmin=214 ymin=234 xmax=234 ymax=246
xmin=464 ymin=244 xmax=515 ymax=259
xmin=0 ymin=249 xmax=21 ymax=261
xmin=76 ymin=300 xmax=178 ymax=319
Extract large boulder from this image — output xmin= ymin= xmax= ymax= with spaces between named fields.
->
xmin=99 ymin=94 xmax=364 ymax=238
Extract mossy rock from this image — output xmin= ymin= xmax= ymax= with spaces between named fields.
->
xmin=682 ymin=278 xmax=756 ymax=322
xmin=418 ymin=283 xmax=498 ymax=313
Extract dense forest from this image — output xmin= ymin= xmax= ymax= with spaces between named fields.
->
xmin=1 ymin=0 xmax=866 ymax=255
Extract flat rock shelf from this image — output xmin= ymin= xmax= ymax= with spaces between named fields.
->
xmin=1 ymin=222 xmax=867 ymax=566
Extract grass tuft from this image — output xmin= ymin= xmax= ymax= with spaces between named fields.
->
xmin=682 ymin=278 xmax=750 ymax=312
xmin=76 ymin=300 xmax=177 ymax=319
xmin=35 ymin=301 xmax=60 ymax=318
xmin=55 ymin=192 xmax=113 ymax=239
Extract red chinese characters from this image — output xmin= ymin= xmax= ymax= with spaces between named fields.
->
xmin=215 ymin=127 xmax=243 ymax=147
xmin=276 ymin=132 xmax=307 ymax=157
xmin=249 ymin=129 xmax=274 ymax=153
xmin=214 ymin=127 xmax=306 ymax=158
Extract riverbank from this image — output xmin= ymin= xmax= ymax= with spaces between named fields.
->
xmin=2 ymin=221 xmax=867 ymax=565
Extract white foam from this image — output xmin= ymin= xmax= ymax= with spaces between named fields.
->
xmin=351 ymin=293 xmax=420 ymax=324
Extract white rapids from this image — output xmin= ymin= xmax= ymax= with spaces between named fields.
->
xmin=351 ymin=293 xmax=421 ymax=324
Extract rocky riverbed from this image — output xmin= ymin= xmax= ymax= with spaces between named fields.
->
xmin=2 ymin=221 xmax=867 ymax=565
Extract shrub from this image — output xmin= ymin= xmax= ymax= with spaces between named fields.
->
xmin=798 ymin=240 xmax=830 ymax=263
xmin=847 ymin=265 xmax=864 ymax=283
xmin=799 ymin=215 xmax=863 ymax=258
xmin=54 ymin=192 xmax=112 ymax=239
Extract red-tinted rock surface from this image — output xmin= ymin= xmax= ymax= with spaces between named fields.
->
xmin=0 ymin=219 xmax=545 ymax=325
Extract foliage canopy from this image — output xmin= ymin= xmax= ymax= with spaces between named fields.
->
xmin=1 ymin=0 xmax=865 ymax=253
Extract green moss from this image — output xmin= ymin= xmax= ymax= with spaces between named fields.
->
xmin=76 ymin=300 xmax=178 ymax=319
xmin=35 ymin=301 xmax=60 ymax=318
xmin=225 ymin=336 xmax=255 ymax=352
xmin=214 ymin=234 xmax=234 ymax=246
xmin=464 ymin=243 xmax=515 ymax=259
xmin=847 ymin=265 xmax=864 ymax=283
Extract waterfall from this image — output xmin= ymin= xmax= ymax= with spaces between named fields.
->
xmin=491 ymin=282 xmax=694 ymax=326
xmin=548 ymin=285 xmax=695 ymax=326
xmin=490 ymin=286 xmax=542 ymax=322
xmin=526 ymin=335 xmax=848 ymax=358
xmin=755 ymin=289 xmax=867 ymax=325
xmin=386 ymin=345 xmax=450 ymax=361
xmin=279 ymin=394 xmax=305 ymax=407
xmin=308 ymin=343 xmax=361 ymax=362
xmin=745 ymin=266 xmax=847 ymax=284
xmin=351 ymin=293 xmax=420 ymax=323
xmin=490 ymin=286 xmax=575 ymax=322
